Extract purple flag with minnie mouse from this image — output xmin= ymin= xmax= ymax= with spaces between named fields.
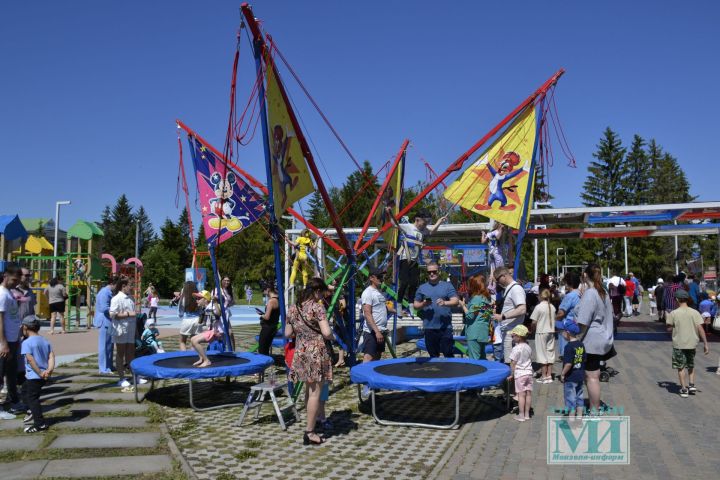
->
xmin=188 ymin=135 xmax=266 ymax=245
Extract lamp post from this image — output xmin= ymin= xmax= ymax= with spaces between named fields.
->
xmin=52 ymin=200 xmax=71 ymax=278
xmin=556 ymin=247 xmax=565 ymax=278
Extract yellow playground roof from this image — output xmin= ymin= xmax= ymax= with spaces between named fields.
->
xmin=25 ymin=235 xmax=54 ymax=254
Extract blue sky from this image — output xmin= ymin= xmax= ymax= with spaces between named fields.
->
xmin=2 ymin=1 xmax=718 ymax=234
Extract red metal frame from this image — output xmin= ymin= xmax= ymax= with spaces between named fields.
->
xmin=355 ymin=69 xmax=565 ymax=255
xmin=354 ymin=139 xmax=409 ymax=250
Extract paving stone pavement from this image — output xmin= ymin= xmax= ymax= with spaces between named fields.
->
xmin=436 ymin=315 xmax=720 ymax=480
xmin=155 ymin=318 xmax=720 ymax=480
xmin=0 ymin=356 xmax=180 ymax=479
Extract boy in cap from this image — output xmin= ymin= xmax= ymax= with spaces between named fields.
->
xmin=20 ymin=316 xmax=54 ymax=432
xmin=666 ymin=289 xmax=709 ymax=397
xmin=507 ymin=324 xmax=533 ymax=422
xmin=559 ymin=321 xmax=586 ymax=419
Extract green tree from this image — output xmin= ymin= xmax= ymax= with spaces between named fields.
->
xmin=622 ymin=135 xmax=652 ymax=205
xmin=134 ymin=206 xmax=156 ymax=256
xmin=307 ymin=191 xmax=330 ymax=228
xmin=102 ymin=195 xmax=136 ymax=260
xmin=141 ymin=244 xmax=182 ymax=297
xmin=581 ymin=128 xmax=628 ymax=207
xmin=335 ymin=160 xmax=380 ymax=228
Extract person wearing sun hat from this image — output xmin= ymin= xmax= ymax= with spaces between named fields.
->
xmin=507 ymin=324 xmax=533 ymax=422
xmin=666 ymin=288 xmax=709 ymax=398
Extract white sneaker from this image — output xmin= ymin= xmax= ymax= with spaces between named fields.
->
xmin=360 ymin=385 xmax=371 ymax=401
xmin=118 ymin=379 xmax=131 ymax=388
xmin=543 ymin=378 xmax=554 ymax=384
xmin=0 ymin=385 xmax=7 ymax=395
xmin=137 ymin=378 xmax=148 ymax=385
xmin=716 ymin=368 xmax=720 ymax=376
xmin=0 ymin=410 xmax=16 ymax=420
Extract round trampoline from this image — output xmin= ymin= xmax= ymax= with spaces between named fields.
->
xmin=130 ymin=351 xmax=273 ymax=411
xmin=416 ymin=335 xmax=493 ymax=357
xmin=351 ymin=357 xmax=510 ymax=429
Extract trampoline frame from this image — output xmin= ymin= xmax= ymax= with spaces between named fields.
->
xmin=130 ymin=351 xmax=273 ymax=412
xmin=353 ymin=358 xmax=511 ymax=429
xmin=361 ymin=380 xmax=511 ymax=430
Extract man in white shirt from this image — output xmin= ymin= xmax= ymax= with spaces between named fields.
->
xmin=491 ymin=267 xmax=527 ymax=362
xmin=386 ymin=208 xmax=446 ymax=314
xmin=361 ymin=268 xmax=394 ymax=363
xmin=607 ymin=273 xmax=626 ymax=320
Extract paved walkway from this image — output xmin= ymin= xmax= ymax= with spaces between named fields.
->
xmin=1 ymin=357 xmax=182 ymax=479
xmin=437 ymin=314 xmax=720 ymax=480
xmin=3 ymin=313 xmax=719 ymax=479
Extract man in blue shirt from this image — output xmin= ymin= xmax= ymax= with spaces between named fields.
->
xmin=413 ymin=262 xmax=459 ymax=357
xmin=93 ymin=277 xmax=117 ymax=374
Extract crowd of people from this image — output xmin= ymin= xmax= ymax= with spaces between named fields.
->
xmin=3 ymin=248 xmax=718 ymax=442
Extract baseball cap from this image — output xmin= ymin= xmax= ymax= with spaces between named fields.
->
xmin=657 ymin=278 xmax=664 ymax=284
xmin=701 ymin=312 xmax=711 ymax=318
xmin=564 ymin=321 xmax=581 ymax=336
xmin=674 ymin=289 xmax=690 ymax=300
xmin=510 ymin=325 xmax=529 ymax=337
xmin=145 ymin=317 xmax=156 ymax=327
xmin=22 ymin=315 xmax=40 ymax=329
xmin=193 ymin=290 xmax=212 ymax=302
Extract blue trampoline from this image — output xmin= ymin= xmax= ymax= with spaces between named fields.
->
xmin=416 ymin=335 xmax=493 ymax=357
xmin=130 ymin=351 xmax=273 ymax=411
xmin=351 ymin=357 xmax=510 ymax=428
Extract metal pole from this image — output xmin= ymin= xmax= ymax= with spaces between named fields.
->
xmin=534 ymin=239 xmax=538 ymax=282
xmin=135 ymin=221 xmax=140 ymax=258
xmin=52 ymin=201 xmax=71 ymax=278
xmin=624 ymin=237 xmax=628 ymax=275
xmin=674 ymin=220 xmax=679 ymax=274
xmin=544 ymin=239 xmax=548 ymax=276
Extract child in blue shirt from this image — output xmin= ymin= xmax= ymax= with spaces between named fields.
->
xmin=559 ymin=322 xmax=586 ymax=419
xmin=140 ymin=318 xmax=164 ymax=353
xmin=20 ymin=316 xmax=54 ymax=433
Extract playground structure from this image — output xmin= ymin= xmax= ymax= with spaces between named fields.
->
xmin=14 ymin=220 xmax=106 ymax=327
xmin=7 ymin=217 xmax=144 ymax=327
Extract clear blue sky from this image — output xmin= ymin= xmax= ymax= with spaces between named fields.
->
xmin=2 ymin=1 xmax=718 ymax=234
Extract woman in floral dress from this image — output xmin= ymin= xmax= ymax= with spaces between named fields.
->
xmin=285 ymin=277 xmax=334 ymax=445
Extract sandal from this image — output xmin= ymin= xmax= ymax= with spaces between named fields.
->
xmin=303 ymin=431 xmax=325 ymax=445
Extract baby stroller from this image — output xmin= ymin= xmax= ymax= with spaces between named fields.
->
xmin=599 ymin=345 xmax=618 ymax=382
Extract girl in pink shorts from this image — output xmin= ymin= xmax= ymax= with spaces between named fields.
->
xmin=190 ymin=292 xmax=222 ymax=368
xmin=507 ymin=324 xmax=533 ymax=422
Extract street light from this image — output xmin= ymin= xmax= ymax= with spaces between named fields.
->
xmin=52 ymin=200 xmax=71 ymax=278
xmin=556 ymin=247 xmax=565 ymax=278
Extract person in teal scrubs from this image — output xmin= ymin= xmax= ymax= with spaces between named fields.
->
xmin=459 ymin=274 xmax=494 ymax=360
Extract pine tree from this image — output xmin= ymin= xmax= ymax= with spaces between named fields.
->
xmin=134 ymin=206 xmax=156 ymax=256
xmin=176 ymin=210 xmax=193 ymax=268
xmin=307 ymin=191 xmax=330 ymax=227
xmin=622 ymin=135 xmax=652 ymax=205
xmin=581 ymin=128 xmax=628 ymax=207
xmin=336 ymin=160 xmax=380 ymax=228
xmin=103 ymin=195 xmax=136 ymax=260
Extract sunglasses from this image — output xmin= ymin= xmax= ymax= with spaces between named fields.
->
xmin=427 ymin=270 xmax=439 ymax=274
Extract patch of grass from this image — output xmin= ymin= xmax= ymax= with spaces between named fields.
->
xmin=147 ymin=403 xmax=166 ymax=423
xmin=234 ymin=449 xmax=258 ymax=461
xmin=216 ymin=472 xmax=237 ymax=480
xmin=170 ymin=417 xmax=198 ymax=436
xmin=244 ymin=439 xmax=263 ymax=448
xmin=0 ymin=445 xmax=169 ymax=464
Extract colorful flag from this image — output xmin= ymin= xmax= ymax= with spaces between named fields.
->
xmin=443 ymin=106 xmax=537 ymax=229
xmin=375 ymin=151 xmax=405 ymax=248
xmin=189 ymin=136 xmax=266 ymax=245
xmin=265 ymin=66 xmax=315 ymax=218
